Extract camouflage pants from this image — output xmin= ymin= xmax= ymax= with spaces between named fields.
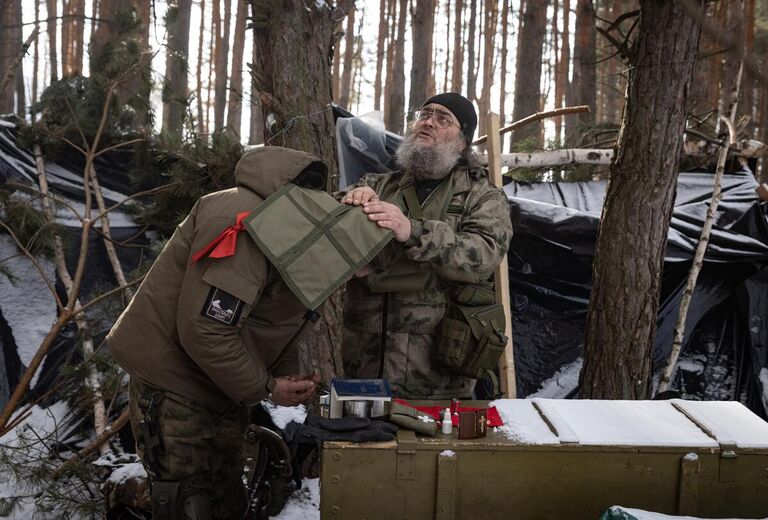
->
xmin=129 ymin=378 xmax=250 ymax=519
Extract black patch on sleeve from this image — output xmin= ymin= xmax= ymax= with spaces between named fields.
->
xmin=201 ymin=286 xmax=244 ymax=325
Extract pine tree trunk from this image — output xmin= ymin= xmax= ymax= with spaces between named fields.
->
xmin=566 ymin=0 xmax=596 ymax=141
xmin=46 ymin=0 xmax=58 ymax=81
xmin=162 ymin=0 xmax=192 ymax=139
xmin=91 ymin=0 xmax=153 ymax=128
xmin=512 ymin=0 xmax=549 ymax=147
xmin=555 ymin=0 xmax=569 ymax=143
xmin=579 ymin=0 xmax=702 ymax=400
xmin=373 ymin=0 xmax=387 ymax=111
xmin=478 ymin=0 xmax=496 ymax=143
xmin=225 ymin=0 xmax=247 ymax=137
xmin=409 ymin=0 xmax=435 ymax=116
xmin=443 ymin=0 xmax=451 ymax=92
xmin=0 ymin=0 xmax=22 ymax=114
xmin=33 ymin=0 xmax=40 ymax=106
xmin=466 ymin=0 xmax=477 ymax=100
xmin=248 ymin=10 xmax=264 ymax=145
xmin=499 ymin=1 xmax=509 ymax=149
xmin=338 ymin=4 xmax=355 ymax=109
xmin=383 ymin=0 xmax=397 ymax=127
xmin=451 ymin=0 xmax=464 ymax=92
xmin=213 ymin=0 xmax=231 ymax=131
xmin=62 ymin=0 xmax=72 ymax=76
xmin=196 ymin=0 xmax=206 ymax=134
xmin=718 ymin=0 xmax=744 ymax=129
xmin=206 ymin=0 xmax=217 ymax=132
xmin=251 ymin=0 xmax=353 ymax=385
xmin=71 ymin=0 xmax=85 ymax=75
xmin=386 ymin=0 xmax=407 ymax=134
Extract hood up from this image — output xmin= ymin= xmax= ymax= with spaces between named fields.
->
xmin=235 ymin=146 xmax=324 ymax=198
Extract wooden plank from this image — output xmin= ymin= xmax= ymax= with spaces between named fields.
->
xmin=485 ymin=111 xmax=516 ymax=398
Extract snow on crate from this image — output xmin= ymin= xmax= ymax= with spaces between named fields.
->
xmin=531 ymin=399 xmax=718 ymax=447
xmin=489 ymin=399 xmax=560 ymax=444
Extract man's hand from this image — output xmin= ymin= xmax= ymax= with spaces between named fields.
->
xmin=271 ymin=374 xmax=318 ymax=406
xmin=363 ymin=200 xmax=412 ymax=242
xmin=341 ymin=186 xmax=379 ymax=206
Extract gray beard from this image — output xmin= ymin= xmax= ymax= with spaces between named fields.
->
xmin=394 ymin=133 xmax=463 ymax=180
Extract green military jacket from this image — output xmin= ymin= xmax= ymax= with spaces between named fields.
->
xmin=339 ymin=162 xmax=514 ymax=399
xmin=107 ymin=147 xmax=320 ymax=411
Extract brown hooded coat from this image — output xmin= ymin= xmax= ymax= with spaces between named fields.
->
xmin=107 ymin=146 xmax=321 ymax=411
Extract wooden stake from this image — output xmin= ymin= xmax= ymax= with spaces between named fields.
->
xmin=486 ymin=111 xmax=516 ymax=398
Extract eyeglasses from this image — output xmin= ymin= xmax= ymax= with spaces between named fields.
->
xmin=414 ymin=109 xmax=458 ymax=129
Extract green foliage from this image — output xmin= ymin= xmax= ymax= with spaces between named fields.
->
xmin=130 ymin=130 xmax=244 ymax=237
xmin=0 ymin=190 xmax=58 ymax=257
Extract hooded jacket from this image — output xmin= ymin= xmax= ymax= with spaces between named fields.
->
xmin=107 ymin=146 xmax=320 ymax=411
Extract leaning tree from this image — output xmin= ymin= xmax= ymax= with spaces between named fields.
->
xmin=579 ymin=0 xmax=703 ymax=399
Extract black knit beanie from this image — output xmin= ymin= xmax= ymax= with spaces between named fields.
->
xmin=422 ymin=92 xmax=477 ymax=143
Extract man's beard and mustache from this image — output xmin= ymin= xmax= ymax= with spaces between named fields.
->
xmin=394 ymin=130 xmax=465 ymax=180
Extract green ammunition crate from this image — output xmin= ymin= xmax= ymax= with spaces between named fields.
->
xmin=319 ymin=399 xmax=768 ymax=519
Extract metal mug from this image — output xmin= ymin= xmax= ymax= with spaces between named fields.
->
xmin=343 ymin=400 xmax=371 ymax=418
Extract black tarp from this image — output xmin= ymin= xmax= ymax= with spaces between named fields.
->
xmin=335 ymin=113 xmax=768 ymax=418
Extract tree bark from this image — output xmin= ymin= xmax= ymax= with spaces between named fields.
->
xmin=466 ymin=0 xmax=478 ymax=100
xmin=451 ymin=0 xmax=464 ymax=92
xmin=0 ymin=0 xmax=22 ymax=114
xmin=226 ymin=0 xmax=247 ymax=137
xmin=251 ymin=0 xmax=354 ymax=385
xmin=442 ymin=0 xmax=451 ymax=92
xmin=196 ymin=0 xmax=206 ymax=134
xmin=383 ymin=0 xmax=396 ymax=127
xmin=512 ymin=0 xmax=549 ymax=147
xmin=373 ymin=0 xmax=387 ymax=111
xmin=477 ymin=0 xmax=497 ymax=143
xmin=162 ymin=0 xmax=192 ymax=139
xmin=386 ymin=0 xmax=407 ymax=134
xmin=566 ymin=0 xmax=596 ymax=141
xmin=579 ymin=0 xmax=703 ymax=400
xmin=409 ymin=0 xmax=435 ymax=117
xmin=213 ymin=0 xmax=231 ymax=131
xmin=499 ymin=0 xmax=509 ymax=126
xmin=338 ymin=4 xmax=356 ymax=109
xmin=555 ymin=0 xmax=570 ymax=144
xmin=248 ymin=13 xmax=264 ymax=145
xmin=46 ymin=0 xmax=58 ymax=81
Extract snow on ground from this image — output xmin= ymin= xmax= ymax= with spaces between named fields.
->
xmin=527 ymin=358 xmax=582 ymax=398
xmin=760 ymin=368 xmax=768 ymax=415
xmin=608 ymin=505 xmax=768 ymax=520
xmin=262 ymin=401 xmax=308 ymax=430
xmin=0 ymin=235 xmax=57 ymax=387
xmin=273 ymin=478 xmax=320 ymax=520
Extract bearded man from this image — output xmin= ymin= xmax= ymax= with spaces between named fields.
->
xmin=338 ymin=92 xmax=514 ymax=400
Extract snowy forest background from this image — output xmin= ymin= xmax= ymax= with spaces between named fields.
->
xmin=0 ymin=0 xmax=767 ymax=518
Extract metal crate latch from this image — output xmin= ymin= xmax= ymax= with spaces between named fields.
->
xmin=718 ymin=441 xmax=739 ymax=483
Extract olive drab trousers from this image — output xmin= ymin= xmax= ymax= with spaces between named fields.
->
xmin=129 ymin=379 xmax=250 ymax=519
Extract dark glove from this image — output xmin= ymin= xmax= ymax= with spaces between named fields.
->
xmin=284 ymin=415 xmax=398 ymax=443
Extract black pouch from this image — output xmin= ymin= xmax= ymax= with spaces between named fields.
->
xmin=435 ymin=288 xmax=508 ymax=379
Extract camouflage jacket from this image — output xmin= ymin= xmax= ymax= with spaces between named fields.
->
xmin=339 ymin=163 xmax=513 ymax=399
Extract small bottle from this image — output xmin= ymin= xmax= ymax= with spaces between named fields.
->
xmin=441 ymin=408 xmax=453 ymax=434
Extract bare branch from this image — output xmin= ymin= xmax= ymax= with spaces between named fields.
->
xmin=473 ymin=106 xmax=591 ymax=146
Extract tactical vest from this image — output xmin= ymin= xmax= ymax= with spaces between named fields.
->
xmin=364 ymin=171 xmax=457 ymax=293
xmin=243 ymin=184 xmax=393 ymax=310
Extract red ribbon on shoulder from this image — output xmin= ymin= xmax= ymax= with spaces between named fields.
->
xmin=191 ymin=211 xmax=251 ymax=263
